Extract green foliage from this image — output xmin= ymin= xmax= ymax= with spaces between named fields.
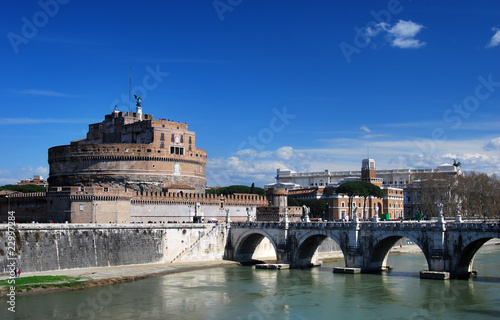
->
xmin=287 ymin=197 xmax=328 ymax=218
xmin=206 ymin=185 xmax=265 ymax=196
xmin=336 ymin=181 xmax=384 ymax=199
xmin=336 ymin=181 xmax=385 ymax=215
xmin=0 ymin=184 xmax=46 ymax=193
xmin=287 ymin=197 xmax=300 ymax=207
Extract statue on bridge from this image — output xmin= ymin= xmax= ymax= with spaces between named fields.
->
xmin=352 ymin=204 xmax=359 ymax=222
xmin=372 ymin=206 xmax=380 ymax=222
xmin=246 ymin=207 xmax=253 ymax=223
xmin=302 ymin=205 xmax=311 ymax=223
xmin=437 ymin=203 xmax=444 ymax=216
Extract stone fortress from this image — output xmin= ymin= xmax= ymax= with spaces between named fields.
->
xmin=48 ymin=105 xmax=207 ymax=193
xmin=1 ymin=103 xmax=267 ymax=223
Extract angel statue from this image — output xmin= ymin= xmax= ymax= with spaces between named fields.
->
xmin=134 ymin=94 xmax=142 ymax=107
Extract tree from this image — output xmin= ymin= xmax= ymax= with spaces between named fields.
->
xmin=412 ymin=173 xmax=458 ymax=218
xmin=455 ymin=172 xmax=500 ymax=219
xmin=286 ymin=197 xmax=327 ymax=219
xmin=336 ymin=181 xmax=383 ymax=218
xmin=360 ymin=182 xmax=385 ymax=219
xmin=205 ymin=185 xmax=265 ymax=196
xmin=412 ymin=171 xmax=500 ymax=219
xmin=0 ymin=184 xmax=46 ymax=193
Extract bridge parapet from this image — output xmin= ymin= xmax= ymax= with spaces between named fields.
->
xmin=231 ymin=221 xmax=357 ymax=230
xmin=445 ymin=221 xmax=499 ymax=231
xmin=231 ymin=222 xmax=284 ymax=227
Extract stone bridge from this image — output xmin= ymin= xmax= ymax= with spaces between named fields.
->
xmin=224 ymin=218 xmax=500 ymax=279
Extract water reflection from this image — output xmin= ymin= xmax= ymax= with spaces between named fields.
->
xmin=2 ymin=245 xmax=499 ymax=320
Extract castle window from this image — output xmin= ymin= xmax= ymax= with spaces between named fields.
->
xmin=160 ymin=133 xmax=165 ymax=141
xmin=79 ymin=204 xmax=84 ymax=211
xmin=160 ymin=142 xmax=164 ymax=148
xmin=180 ymin=135 xmax=183 ymax=143
xmin=189 ymin=137 xmax=192 ymax=144
xmin=171 ymin=134 xmax=174 ymax=142
xmin=189 ymin=145 xmax=192 ymax=151
xmin=170 ymin=146 xmax=184 ymax=155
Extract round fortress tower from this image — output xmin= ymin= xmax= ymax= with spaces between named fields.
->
xmin=48 ymin=108 xmax=207 ymax=193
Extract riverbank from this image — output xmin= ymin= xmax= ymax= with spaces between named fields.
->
xmin=0 ymin=260 xmax=240 ymax=298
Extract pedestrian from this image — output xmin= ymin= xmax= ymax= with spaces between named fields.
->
xmin=17 ymin=269 xmax=21 ymax=278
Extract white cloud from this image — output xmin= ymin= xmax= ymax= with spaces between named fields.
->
xmin=487 ymin=27 xmax=500 ymax=48
xmin=387 ymin=20 xmax=426 ymax=48
xmin=206 ymin=146 xmax=312 ymax=186
xmin=18 ymin=89 xmax=78 ymax=98
xmin=484 ymin=137 xmax=500 ymax=151
xmin=388 ymin=20 xmax=424 ymax=39
xmin=20 ymin=166 xmax=49 ymax=178
xmin=360 ymin=126 xmax=371 ymax=133
xmin=276 ymin=146 xmax=294 ymax=160
xmin=363 ymin=20 xmax=426 ymax=49
xmin=0 ymin=170 xmax=16 ymax=185
xmin=391 ymin=37 xmax=425 ymax=49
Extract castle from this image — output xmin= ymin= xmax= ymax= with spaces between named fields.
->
xmin=48 ymin=106 xmax=207 ymax=193
xmin=1 ymin=106 xmax=267 ymax=223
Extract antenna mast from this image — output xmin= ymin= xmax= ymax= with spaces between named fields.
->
xmin=128 ymin=64 xmax=131 ymax=113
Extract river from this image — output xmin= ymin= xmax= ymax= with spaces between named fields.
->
xmin=3 ymin=244 xmax=500 ymax=320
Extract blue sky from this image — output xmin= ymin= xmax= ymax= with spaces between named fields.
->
xmin=1 ymin=0 xmax=499 ymax=187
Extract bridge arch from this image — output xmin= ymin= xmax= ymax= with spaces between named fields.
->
xmin=455 ymin=236 xmax=498 ymax=277
xmin=293 ymin=231 xmax=346 ymax=266
xmin=367 ymin=234 xmax=430 ymax=272
xmin=232 ymin=229 xmax=278 ymax=263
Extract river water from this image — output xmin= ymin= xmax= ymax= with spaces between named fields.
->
xmin=4 ymin=244 xmax=500 ymax=320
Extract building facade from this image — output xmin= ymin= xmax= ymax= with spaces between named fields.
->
xmin=256 ymin=187 xmax=302 ymax=222
xmin=17 ymin=175 xmax=48 ymax=186
xmin=269 ymin=159 xmax=460 ymax=219
xmin=48 ymin=107 xmax=207 ymax=193
xmin=269 ymin=159 xmax=405 ymax=221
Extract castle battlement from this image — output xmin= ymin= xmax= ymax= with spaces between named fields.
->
xmin=132 ymin=191 xmax=268 ymax=207
xmin=46 ymin=186 xmax=135 ymax=200
xmin=4 ymin=192 xmax=46 ymax=199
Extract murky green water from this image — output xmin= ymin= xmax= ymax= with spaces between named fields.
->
xmin=3 ymin=245 xmax=500 ymax=320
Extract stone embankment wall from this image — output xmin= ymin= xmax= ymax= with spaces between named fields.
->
xmin=0 ymin=223 xmax=229 ymax=274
